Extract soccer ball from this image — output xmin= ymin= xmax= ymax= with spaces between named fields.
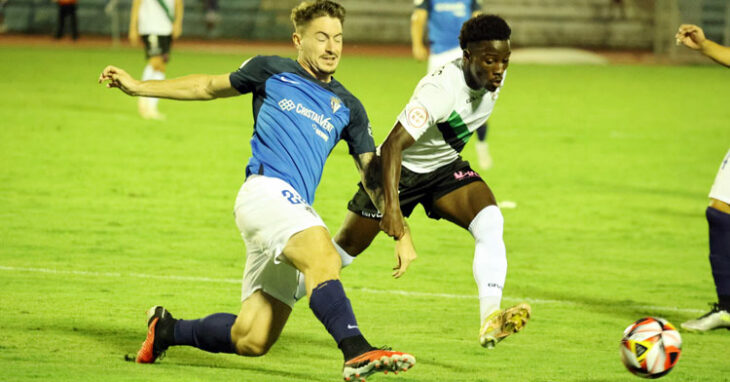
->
xmin=620 ymin=317 xmax=682 ymax=379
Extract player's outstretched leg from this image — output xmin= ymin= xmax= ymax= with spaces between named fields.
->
xmin=479 ymin=303 xmax=531 ymax=348
xmin=135 ymin=306 xmax=176 ymax=363
xmin=343 ymin=348 xmax=416 ymax=382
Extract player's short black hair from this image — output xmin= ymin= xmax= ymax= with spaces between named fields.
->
xmin=459 ymin=14 xmax=511 ymax=49
xmin=290 ymin=0 xmax=346 ymax=31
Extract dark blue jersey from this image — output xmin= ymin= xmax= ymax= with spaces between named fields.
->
xmin=229 ymin=55 xmax=375 ymax=204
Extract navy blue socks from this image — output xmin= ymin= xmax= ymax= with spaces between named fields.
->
xmin=707 ymin=206 xmax=730 ymax=310
xmin=309 ymin=279 xmax=372 ymax=359
xmin=174 ymin=313 xmax=237 ymax=354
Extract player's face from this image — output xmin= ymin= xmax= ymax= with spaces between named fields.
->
xmin=463 ymin=40 xmax=511 ymax=91
xmin=294 ymin=16 xmax=343 ymax=82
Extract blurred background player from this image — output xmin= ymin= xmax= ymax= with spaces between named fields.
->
xmin=99 ymin=1 xmax=416 ymax=380
xmin=0 ymin=0 xmax=9 ymax=34
xmin=411 ymin=0 xmax=493 ymax=169
xmin=199 ymin=0 xmax=221 ymax=38
xmin=129 ymin=0 xmax=183 ymax=120
xmin=335 ymin=14 xmax=530 ymax=349
xmin=53 ymin=0 xmax=79 ymax=40
xmin=675 ymin=24 xmax=730 ymax=331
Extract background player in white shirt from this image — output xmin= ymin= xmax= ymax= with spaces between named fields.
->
xmin=675 ymin=24 xmax=730 ymax=331
xmin=129 ymin=0 xmax=183 ymax=120
xmin=335 ymin=14 xmax=530 ymax=349
xmin=411 ymin=0 xmax=493 ymax=169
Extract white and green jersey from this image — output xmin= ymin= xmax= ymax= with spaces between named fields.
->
xmin=395 ymin=59 xmax=503 ymax=173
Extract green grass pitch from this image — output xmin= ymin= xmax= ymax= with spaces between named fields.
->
xmin=1 ymin=44 xmax=729 ymax=381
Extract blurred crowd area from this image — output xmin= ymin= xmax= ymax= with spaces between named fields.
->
xmin=0 ymin=0 xmax=729 ymax=52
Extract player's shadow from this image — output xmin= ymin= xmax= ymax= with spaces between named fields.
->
xmin=64 ymin=319 xmax=332 ymax=381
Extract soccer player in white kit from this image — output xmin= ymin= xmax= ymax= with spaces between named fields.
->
xmin=129 ymin=0 xmax=183 ymax=120
xmin=411 ymin=0 xmax=494 ymax=169
xmin=335 ymin=14 xmax=530 ymax=348
xmin=675 ymin=24 xmax=730 ymax=331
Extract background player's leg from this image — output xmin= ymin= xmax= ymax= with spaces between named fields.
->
xmin=708 ymin=199 xmax=730 ymax=312
xmin=474 ymin=123 xmax=492 ymax=170
xmin=334 ymin=211 xmax=381 ymax=258
xmin=140 ymin=54 xmax=167 ymax=119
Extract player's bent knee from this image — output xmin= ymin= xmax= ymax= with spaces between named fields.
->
xmin=230 ymin=327 xmax=273 ymax=357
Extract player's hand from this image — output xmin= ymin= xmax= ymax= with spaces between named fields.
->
xmin=173 ymin=24 xmax=183 ymax=39
xmin=676 ymin=24 xmax=706 ymax=50
xmin=392 ymin=234 xmax=417 ymax=278
xmin=412 ymin=43 xmax=429 ymax=61
xmin=98 ymin=65 xmax=140 ymax=96
xmin=380 ymin=209 xmax=405 ymax=239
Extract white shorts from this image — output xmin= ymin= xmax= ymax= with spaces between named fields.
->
xmin=428 ymin=47 xmax=463 ymax=74
xmin=234 ymin=175 xmax=327 ymax=308
xmin=709 ymin=149 xmax=730 ymax=204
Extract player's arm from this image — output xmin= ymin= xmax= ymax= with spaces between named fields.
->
xmin=98 ymin=66 xmax=240 ymax=100
xmin=172 ymin=0 xmax=183 ymax=39
xmin=353 ymin=150 xmax=418 ymax=276
xmin=354 ymin=152 xmax=385 ymax=213
xmin=676 ymin=24 xmax=730 ymax=67
xmin=379 ymin=122 xmax=416 ymax=239
xmin=411 ymin=9 xmax=429 ymax=61
xmin=128 ymin=0 xmax=140 ymax=46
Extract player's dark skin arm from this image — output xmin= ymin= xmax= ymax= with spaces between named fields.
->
xmin=354 ymin=152 xmax=385 ymax=215
xmin=380 ymin=121 xmax=416 ymax=239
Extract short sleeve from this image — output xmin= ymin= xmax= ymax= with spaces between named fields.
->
xmin=414 ymin=0 xmax=430 ymax=11
xmin=229 ymin=55 xmax=270 ymax=94
xmin=396 ymin=81 xmax=454 ymax=142
xmin=341 ymin=99 xmax=376 ymax=155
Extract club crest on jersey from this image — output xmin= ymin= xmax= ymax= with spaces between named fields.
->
xmin=330 ymin=97 xmax=342 ymax=113
xmin=407 ymin=106 xmax=428 ymax=129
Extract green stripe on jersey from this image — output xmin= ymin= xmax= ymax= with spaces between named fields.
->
xmin=446 ymin=111 xmax=473 ymax=144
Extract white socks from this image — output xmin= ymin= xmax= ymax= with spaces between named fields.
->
xmin=468 ymin=205 xmax=507 ymax=323
xmin=141 ymin=64 xmax=165 ymax=109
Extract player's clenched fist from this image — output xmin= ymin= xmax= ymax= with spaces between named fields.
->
xmin=98 ymin=65 xmax=139 ymax=96
xmin=675 ymin=24 xmax=706 ymax=50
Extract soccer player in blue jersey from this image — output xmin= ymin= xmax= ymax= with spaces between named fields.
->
xmin=411 ymin=0 xmax=493 ymax=169
xmin=98 ymin=1 xmax=416 ymax=379
xmin=675 ymin=24 xmax=730 ymax=331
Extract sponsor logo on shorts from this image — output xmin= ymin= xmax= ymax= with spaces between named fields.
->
xmin=407 ymin=106 xmax=428 ymax=129
xmin=453 ymin=170 xmax=480 ymax=181
xmin=361 ymin=210 xmax=383 ymax=219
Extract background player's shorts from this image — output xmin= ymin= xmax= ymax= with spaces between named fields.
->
xmin=428 ymin=47 xmax=462 ymax=74
xmin=709 ymin=149 xmax=730 ymax=204
xmin=347 ymin=158 xmax=483 ymax=220
xmin=141 ymin=34 xmax=172 ymax=60
xmin=234 ymin=175 xmax=326 ymax=308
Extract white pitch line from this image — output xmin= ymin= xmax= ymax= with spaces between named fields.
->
xmin=0 ymin=265 xmax=704 ymax=314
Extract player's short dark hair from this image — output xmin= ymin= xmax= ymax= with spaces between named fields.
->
xmin=459 ymin=14 xmax=511 ymax=49
xmin=290 ymin=0 xmax=346 ymax=31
